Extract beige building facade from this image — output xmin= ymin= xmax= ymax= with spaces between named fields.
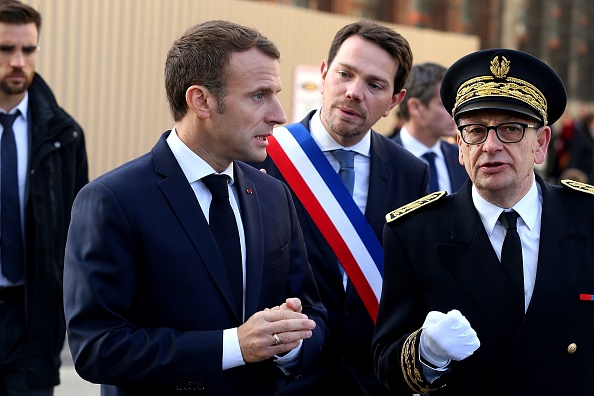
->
xmin=26 ymin=0 xmax=478 ymax=178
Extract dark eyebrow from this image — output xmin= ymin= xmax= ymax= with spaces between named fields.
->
xmin=0 ymin=45 xmax=39 ymax=53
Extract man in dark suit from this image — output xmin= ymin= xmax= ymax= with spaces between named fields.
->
xmin=252 ymin=19 xmax=428 ymax=396
xmin=0 ymin=2 xmax=88 ymax=395
xmin=392 ymin=62 xmax=467 ymax=193
xmin=63 ymin=20 xmax=327 ymax=396
xmin=373 ymin=48 xmax=594 ymax=395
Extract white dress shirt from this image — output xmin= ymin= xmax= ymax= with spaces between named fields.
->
xmin=472 ymin=177 xmax=542 ymax=311
xmin=310 ymin=107 xmax=370 ymax=289
xmin=310 ymin=107 xmax=370 ymax=215
xmin=166 ymin=127 xmax=300 ymax=372
xmin=399 ymin=126 xmax=453 ymax=193
xmin=0 ymin=93 xmax=29 ymax=287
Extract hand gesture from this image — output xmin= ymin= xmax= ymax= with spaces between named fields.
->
xmin=237 ymin=298 xmax=315 ymax=363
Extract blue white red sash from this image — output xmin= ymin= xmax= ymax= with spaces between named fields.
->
xmin=267 ymin=123 xmax=383 ymax=321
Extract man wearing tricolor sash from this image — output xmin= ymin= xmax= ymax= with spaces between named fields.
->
xmin=252 ymin=19 xmax=429 ymax=396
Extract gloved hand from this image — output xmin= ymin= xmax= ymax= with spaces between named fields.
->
xmin=419 ymin=309 xmax=480 ymax=368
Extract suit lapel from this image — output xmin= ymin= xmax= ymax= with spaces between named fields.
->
xmin=234 ymin=163 xmax=264 ymax=319
xmin=152 ymin=134 xmax=242 ymax=322
xmin=440 ymin=140 xmax=466 ymax=192
xmin=437 ymin=182 xmax=524 ymax=340
xmin=490 ymin=177 xmax=585 ymax=385
xmin=506 ymin=178 xmax=584 ymax=367
xmin=365 ymin=131 xmax=391 ymax=239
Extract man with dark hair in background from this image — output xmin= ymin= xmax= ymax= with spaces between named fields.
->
xmin=392 ymin=62 xmax=467 ymax=193
xmin=0 ymin=1 xmax=88 ymax=395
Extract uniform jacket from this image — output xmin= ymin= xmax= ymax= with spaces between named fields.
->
xmin=373 ymin=175 xmax=594 ymax=395
xmin=252 ymin=110 xmax=429 ymax=396
xmin=392 ymin=134 xmax=468 ymax=193
xmin=24 ymin=73 xmax=88 ymax=388
xmin=63 ymin=132 xmax=327 ymax=396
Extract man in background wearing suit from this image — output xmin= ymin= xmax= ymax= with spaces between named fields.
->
xmin=252 ymin=19 xmax=428 ymax=396
xmin=0 ymin=1 xmax=88 ymax=395
xmin=392 ymin=62 xmax=467 ymax=193
xmin=63 ymin=20 xmax=327 ymax=396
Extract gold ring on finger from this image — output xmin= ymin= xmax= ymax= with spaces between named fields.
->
xmin=273 ymin=333 xmax=281 ymax=346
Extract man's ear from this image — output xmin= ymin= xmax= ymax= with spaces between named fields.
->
xmin=407 ymin=97 xmax=424 ymax=118
xmin=383 ymin=89 xmax=406 ymax=117
xmin=534 ymin=126 xmax=551 ymax=165
xmin=186 ymin=85 xmax=212 ymax=119
xmin=320 ymin=60 xmax=329 ymax=95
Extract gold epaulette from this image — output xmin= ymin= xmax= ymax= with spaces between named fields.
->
xmin=386 ymin=191 xmax=447 ymax=223
xmin=561 ymin=179 xmax=594 ymax=196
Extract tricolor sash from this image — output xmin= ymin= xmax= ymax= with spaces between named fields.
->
xmin=267 ymin=123 xmax=383 ymax=321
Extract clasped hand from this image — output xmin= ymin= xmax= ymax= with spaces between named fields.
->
xmin=237 ymin=297 xmax=316 ymax=363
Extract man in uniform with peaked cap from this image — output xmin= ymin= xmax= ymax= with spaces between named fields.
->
xmin=372 ymin=48 xmax=594 ymax=395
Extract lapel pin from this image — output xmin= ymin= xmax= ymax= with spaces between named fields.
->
xmin=579 ymin=294 xmax=594 ymax=301
xmin=246 ymin=189 xmax=253 ymax=194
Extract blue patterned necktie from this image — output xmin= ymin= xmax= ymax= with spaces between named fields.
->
xmin=330 ymin=149 xmax=355 ymax=289
xmin=331 ymin=149 xmax=355 ymax=196
xmin=1 ymin=111 xmax=23 ymax=282
xmin=422 ymin=151 xmax=439 ymax=193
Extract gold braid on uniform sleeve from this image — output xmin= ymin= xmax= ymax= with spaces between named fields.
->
xmin=401 ymin=328 xmax=443 ymax=394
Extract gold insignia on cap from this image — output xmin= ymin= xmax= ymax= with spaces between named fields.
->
xmin=490 ymin=56 xmax=510 ymax=79
xmin=453 ymin=55 xmax=548 ymax=125
xmin=386 ymin=191 xmax=447 ymax=223
xmin=567 ymin=343 xmax=577 ymax=354
xmin=561 ymin=179 xmax=594 ymax=195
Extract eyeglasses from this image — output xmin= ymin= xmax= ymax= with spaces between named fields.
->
xmin=457 ymin=122 xmax=539 ymax=145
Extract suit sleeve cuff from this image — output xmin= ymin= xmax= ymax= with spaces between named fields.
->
xmin=401 ymin=328 xmax=446 ymax=393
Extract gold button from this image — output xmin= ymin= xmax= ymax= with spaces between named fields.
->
xmin=567 ymin=343 xmax=577 ymax=354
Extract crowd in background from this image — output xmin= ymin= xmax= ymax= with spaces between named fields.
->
xmin=544 ymin=108 xmax=594 ymax=184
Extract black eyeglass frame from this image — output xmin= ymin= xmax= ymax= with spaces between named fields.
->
xmin=457 ymin=122 xmax=540 ymax=145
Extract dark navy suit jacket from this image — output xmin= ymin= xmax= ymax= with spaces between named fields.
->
xmin=63 ymin=131 xmax=328 ymax=396
xmin=251 ymin=110 xmax=429 ymax=396
xmin=392 ymin=134 xmax=468 ymax=193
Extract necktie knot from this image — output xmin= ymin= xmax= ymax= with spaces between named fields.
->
xmin=201 ymin=173 xmax=242 ymax=314
xmin=331 ymin=149 xmax=355 ymax=196
xmin=422 ymin=151 xmax=439 ymax=193
xmin=202 ymin=174 xmax=230 ymax=199
xmin=331 ymin=149 xmax=355 ymax=169
xmin=499 ymin=210 xmax=519 ymax=230
xmin=0 ymin=111 xmax=20 ymax=130
xmin=498 ymin=209 xmax=524 ymax=322
xmin=1 ymin=109 xmax=23 ymax=282
xmin=422 ymin=151 xmax=437 ymax=162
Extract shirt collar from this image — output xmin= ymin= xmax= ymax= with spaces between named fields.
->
xmin=472 ymin=175 xmax=540 ymax=234
xmin=166 ymin=126 xmax=234 ymax=183
xmin=0 ymin=92 xmax=29 ymax=121
xmin=310 ymin=106 xmax=371 ymax=157
xmin=399 ymin=125 xmax=442 ymax=158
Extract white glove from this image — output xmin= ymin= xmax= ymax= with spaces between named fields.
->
xmin=419 ymin=309 xmax=480 ymax=368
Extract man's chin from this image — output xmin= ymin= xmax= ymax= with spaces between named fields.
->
xmin=0 ymin=81 xmax=30 ymax=96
